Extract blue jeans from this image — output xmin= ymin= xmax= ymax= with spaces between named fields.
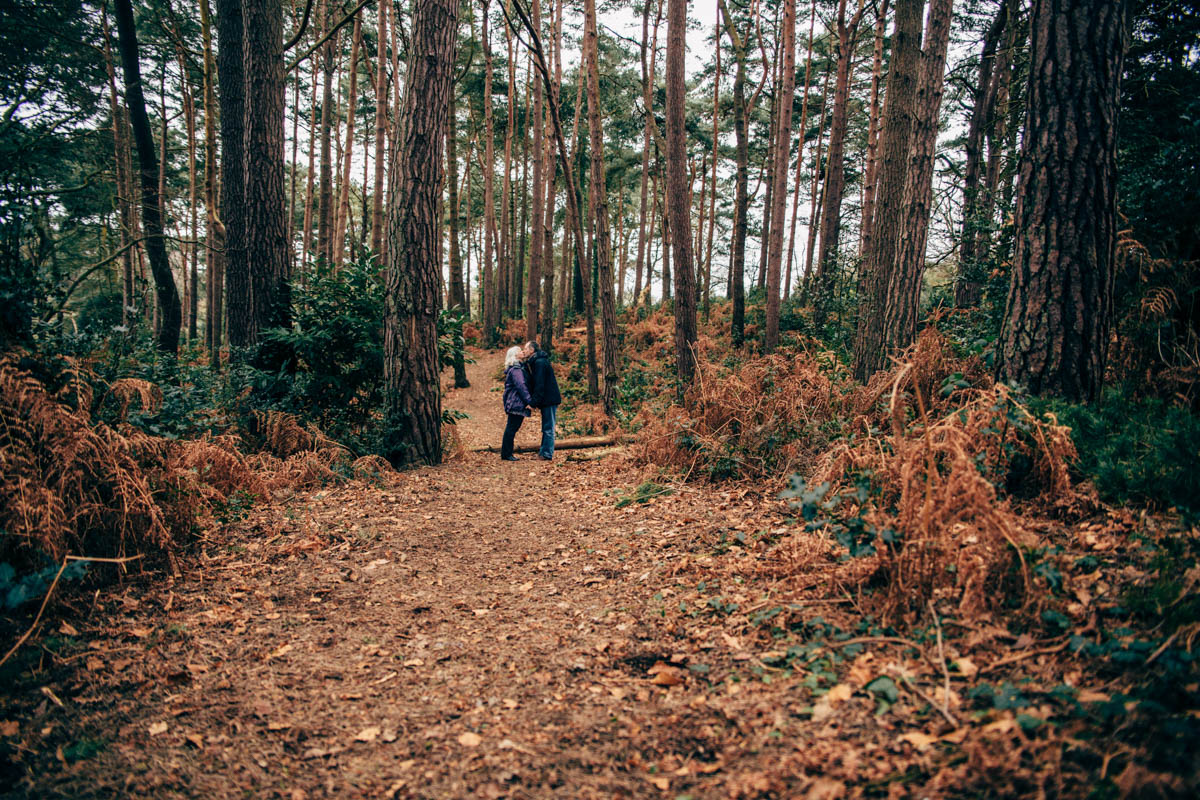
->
xmin=539 ymin=405 xmax=558 ymax=459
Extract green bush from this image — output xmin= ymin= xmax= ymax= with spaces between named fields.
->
xmin=1040 ymin=392 xmax=1200 ymax=513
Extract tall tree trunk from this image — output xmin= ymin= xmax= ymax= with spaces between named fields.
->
xmin=633 ymin=0 xmax=664 ymax=312
xmin=334 ymin=12 xmax=363 ymax=268
xmin=813 ymin=0 xmax=867 ymax=309
xmin=540 ymin=0 xmax=562 ymax=352
xmin=200 ymin=0 xmax=225 ymax=363
xmin=446 ymin=36 xmax=469 ymax=388
xmin=481 ymin=0 xmax=499 ymax=336
xmin=785 ymin=3 xmax=817 ymax=302
xmin=114 ymin=0 xmax=181 ymax=355
xmin=763 ymin=0 xmax=797 ymax=352
xmin=525 ymin=0 xmax=545 ymax=340
xmin=243 ymin=0 xmax=290 ymax=341
xmin=883 ymin=0 xmax=954 ymax=353
xmin=316 ymin=0 xmax=337 ymax=263
xmin=802 ymin=62 xmax=832 ymax=295
xmin=718 ymin=0 xmax=748 ymax=347
xmin=666 ymin=0 xmax=697 ymax=383
xmin=851 ymin=0 xmax=922 ymax=381
xmin=372 ymin=0 xmax=390 ymax=256
xmin=704 ymin=3 xmax=720 ymax=319
xmin=101 ymin=9 xmax=137 ymax=329
xmin=498 ymin=11 xmax=516 ymax=318
xmin=217 ymin=0 xmax=250 ymax=350
xmin=956 ymin=0 xmax=1013 ymax=307
xmin=383 ymin=0 xmax=459 ymax=467
xmin=997 ymin=0 xmax=1128 ymax=402
xmin=859 ymin=0 xmax=889 ymax=259
xmin=584 ymin=0 xmax=616 ymax=410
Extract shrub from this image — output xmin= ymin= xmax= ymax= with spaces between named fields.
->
xmin=1039 ymin=392 xmax=1200 ymax=514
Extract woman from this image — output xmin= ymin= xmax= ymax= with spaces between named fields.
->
xmin=500 ymin=345 xmax=532 ymax=461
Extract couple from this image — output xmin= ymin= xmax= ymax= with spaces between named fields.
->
xmin=501 ymin=341 xmax=561 ymax=462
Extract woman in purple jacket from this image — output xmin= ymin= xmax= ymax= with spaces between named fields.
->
xmin=500 ymin=345 xmax=532 ymax=461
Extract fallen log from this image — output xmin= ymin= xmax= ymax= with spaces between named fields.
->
xmin=470 ymin=434 xmax=620 ymax=454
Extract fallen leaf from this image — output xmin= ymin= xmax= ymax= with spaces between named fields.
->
xmin=953 ymin=657 xmax=978 ymax=679
xmin=517 ymin=581 xmax=534 ymax=593
xmin=458 ymin=731 xmax=482 ymax=747
xmin=0 ymin=721 xmax=18 ymax=737
xmin=825 ymin=683 xmax=854 ymax=704
xmin=898 ymin=730 xmax=937 ymax=751
xmin=268 ymin=721 xmax=291 ymax=731
xmin=402 ymin=658 xmax=424 ymax=667
xmin=267 ymin=643 xmax=293 ymax=660
xmin=148 ymin=721 xmax=168 ymax=736
xmin=58 ymin=622 xmax=79 ymax=637
xmin=650 ymin=667 xmax=684 ymax=687
xmin=130 ymin=627 xmax=152 ymax=639
xmin=185 ymin=733 xmax=205 ymax=749
xmin=356 ymin=726 xmax=380 ymax=742
xmin=382 ymin=729 xmax=398 ymax=743
xmin=647 ymin=776 xmax=670 ymax=790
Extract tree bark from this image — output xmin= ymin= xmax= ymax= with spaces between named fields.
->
xmin=383 ymin=0 xmax=458 ymax=467
xmin=883 ymin=0 xmax=954 ymax=353
xmin=101 ymin=9 xmax=137 ymax=329
xmin=243 ymin=0 xmax=291 ymax=340
xmin=718 ymin=0 xmax=748 ymax=347
xmin=525 ymin=0 xmax=545 ymax=340
xmin=851 ymin=0 xmax=922 ymax=381
xmin=996 ymin=0 xmax=1129 ymax=402
xmin=372 ymin=0 xmax=389 ymax=257
xmin=217 ymin=0 xmax=251 ymax=350
xmin=334 ymin=12 xmax=363 ymax=269
xmin=584 ymin=0 xmax=617 ymax=411
xmin=666 ymin=0 xmax=697 ymax=383
xmin=813 ymin=0 xmax=866 ymax=307
xmin=316 ymin=0 xmax=337 ymax=263
xmin=481 ymin=0 xmax=499 ymax=336
xmin=859 ymin=0 xmax=889 ymax=260
xmin=763 ymin=0 xmax=797 ymax=352
xmin=114 ymin=0 xmax=181 ymax=355
xmin=956 ymin=0 xmax=1013 ymax=307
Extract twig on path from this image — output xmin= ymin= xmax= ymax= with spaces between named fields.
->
xmin=929 ymin=600 xmax=953 ymax=723
xmin=890 ymin=667 xmax=959 ymax=728
xmin=979 ymin=638 xmax=1072 ymax=675
xmin=0 ymin=554 xmax=144 ymax=669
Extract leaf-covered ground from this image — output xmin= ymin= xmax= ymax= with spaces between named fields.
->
xmin=1 ymin=349 xmax=1197 ymax=798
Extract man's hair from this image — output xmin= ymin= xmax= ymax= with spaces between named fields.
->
xmin=525 ymin=340 xmax=539 ymax=352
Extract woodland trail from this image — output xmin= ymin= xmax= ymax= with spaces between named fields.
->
xmin=4 ymin=350 xmax=803 ymax=799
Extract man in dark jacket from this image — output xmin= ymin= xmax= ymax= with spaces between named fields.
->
xmin=522 ymin=340 xmax=562 ymax=460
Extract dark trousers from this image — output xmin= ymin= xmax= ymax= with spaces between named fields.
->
xmin=501 ymin=413 xmax=526 ymax=458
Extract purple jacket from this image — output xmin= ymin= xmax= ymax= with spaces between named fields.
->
xmin=503 ymin=365 xmax=532 ymax=415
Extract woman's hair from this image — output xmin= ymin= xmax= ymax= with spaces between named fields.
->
xmin=504 ymin=345 xmax=523 ymax=368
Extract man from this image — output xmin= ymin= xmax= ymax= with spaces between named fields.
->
xmin=522 ymin=340 xmax=561 ymax=461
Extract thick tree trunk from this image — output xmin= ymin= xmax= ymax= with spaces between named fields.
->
xmin=785 ymin=2 xmax=818 ymax=302
xmin=852 ymin=0 xmax=922 ymax=381
xmin=383 ymin=0 xmax=458 ymax=467
xmin=114 ymin=0 xmax=181 ymax=355
xmin=996 ymin=0 xmax=1128 ymax=402
xmin=883 ymin=0 xmax=954 ymax=353
xmin=666 ymin=0 xmax=697 ymax=383
xmin=764 ymin=0 xmax=797 ymax=352
xmin=217 ymin=0 xmax=251 ymax=349
xmin=243 ymin=0 xmax=290 ymax=340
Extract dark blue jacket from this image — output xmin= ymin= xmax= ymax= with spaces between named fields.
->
xmin=525 ymin=349 xmax=562 ymax=408
xmin=503 ymin=365 xmax=532 ymax=415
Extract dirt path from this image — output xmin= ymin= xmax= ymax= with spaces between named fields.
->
xmin=2 ymin=351 xmax=799 ymax=799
